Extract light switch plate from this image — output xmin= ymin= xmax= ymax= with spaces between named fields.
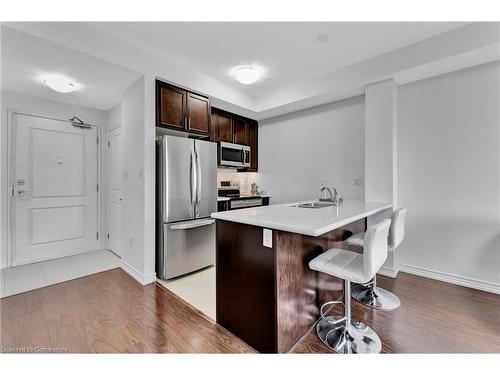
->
xmin=263 ymin=229 xmax=273 ymax=248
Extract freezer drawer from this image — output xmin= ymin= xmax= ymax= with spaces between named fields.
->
xmin=157 ymin=219 xmax=215 ymax=280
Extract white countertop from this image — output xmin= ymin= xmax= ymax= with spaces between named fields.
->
xmin=211 ymin=199 xmax=393 ymax=237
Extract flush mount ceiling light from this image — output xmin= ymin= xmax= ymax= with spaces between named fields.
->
xmin=231 ymin=66 xmax=263 ymax=85
xmin=40 ymin=73 xmax=80 ymax=93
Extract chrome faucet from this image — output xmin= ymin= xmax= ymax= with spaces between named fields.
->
xmin=319 ymin=186 xmax=341 ymax=205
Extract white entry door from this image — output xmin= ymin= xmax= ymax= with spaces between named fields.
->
xmin=11 ymin=113 xmax=99 ymax=266
xmin=106 ymin=126 xmax=123 ymax=256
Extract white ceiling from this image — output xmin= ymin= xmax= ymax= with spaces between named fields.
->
xmin=3 ymin=22 xmax=494 ymax=120
xmin=1 ymin=26 xmax=142 ymax=111
xmin=91 ymin=22 xmax=467 ymax=99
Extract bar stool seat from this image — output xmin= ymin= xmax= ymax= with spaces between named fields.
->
xmin=309 ymin=249 xmax=367 ymax=284
xmin=346 ymin=208 xmax=407 ymax=311
xmin=309 ymin=219 xmax=391 ymax=354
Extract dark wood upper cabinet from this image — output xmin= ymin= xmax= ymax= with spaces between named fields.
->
xmin=247 ymin=121 xmax=258 ymax=171
xmin=210 ymin=111 xmax=217 ymax=141
xmin=215 ymin=112 xmax=233 ymax=143
xmin=233 ymin=118 xmax=248 ymax=145
xmin=186 ymin=92 xmax=210 ymax=134
xmin=158 ymin=84 xmax=186 ymax=129
xmin=210 ymin=107 xmax=258 ymax=172
xmin=156 ymin=80 xmax=210 ymax=136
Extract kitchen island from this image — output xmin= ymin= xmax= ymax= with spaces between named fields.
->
xmin=211 ymin=199 xmax=392 ymax=353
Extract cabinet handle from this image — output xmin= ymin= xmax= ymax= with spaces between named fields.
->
xmin=184 ymin=117 xmax=187 ymax=128
xmin=188 ymin=118 xmax=191 ymax=129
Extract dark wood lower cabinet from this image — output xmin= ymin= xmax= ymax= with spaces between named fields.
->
xmin=216 ymin=221 xmax=276 ymax=353
xmin=216 ymin=218 xmax=365 ymax=353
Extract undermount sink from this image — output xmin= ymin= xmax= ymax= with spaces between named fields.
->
xmin=292 ymin=201 xmax=335 ymax=208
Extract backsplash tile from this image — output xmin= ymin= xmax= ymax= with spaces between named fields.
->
xmin=217 ymin=169 xmax=259 ymax=195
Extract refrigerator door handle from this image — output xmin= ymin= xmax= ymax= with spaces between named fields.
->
xmin=169 ymin=219 xmax=215 ymax=230
xmin=195 ymin=148 xmax=201 ymax=206
xmin=190 ymin=148 xmax=197 ymax=215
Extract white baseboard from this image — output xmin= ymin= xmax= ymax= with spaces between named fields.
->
xmin=120 ymin=260 xmax=156 ymax=286
xmin=378 ymin=266 xmax=399 ymax=278
xmin=398 ymin=263 xmax=500 ymax=295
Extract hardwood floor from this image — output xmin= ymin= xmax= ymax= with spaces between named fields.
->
xmin=1 ymin=268 xmax=499 ymax=353
xmin=0 ymin=268 xmax=254 ymax=353
xmin=292 ymin=272 xmax=500 ymax=353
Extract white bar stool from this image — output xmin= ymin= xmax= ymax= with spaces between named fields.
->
xmin=346 ymin=208 xmax=407 ymax=310
xmin=309 ymin=219 xmax=391 ymax=354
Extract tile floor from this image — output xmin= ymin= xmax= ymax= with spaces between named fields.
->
xmin=157 ymin=266 xmax=216 ymax=320
xmin=0 ymin=249 xmax=120 ymax=298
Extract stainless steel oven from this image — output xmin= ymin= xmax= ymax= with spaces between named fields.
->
xmin=218 ymin=142 xmax=250 ymax=168
xmin=229 ymin=198 xmax=263 ymax=210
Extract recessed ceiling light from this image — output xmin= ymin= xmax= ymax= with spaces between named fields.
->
xmin=316 ymin=34 xmax=330 ymax=43
xmin=231 ymin=66 xmax=263 ymax=85
xmin=40 ymin=73 xmax=80 ymax=93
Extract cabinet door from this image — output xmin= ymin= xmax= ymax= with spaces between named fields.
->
xmin=217 ymin=112 xmax=233 ymax=142
xmin=247 ymin=121 xmax=258 ymax=171
xmin=187 ymin=92 xmax=210 ymax=135
xmin=158 ymin=83 xmax=186 ymax=129
xmin=210 ymin=111 xmax=217 ymax=142
xmin=233 ymin=118 xmax=248 ymax=145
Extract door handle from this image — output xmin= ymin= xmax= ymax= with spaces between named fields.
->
xmin=170 ymin=219 xmax=214 ymax=230
xmin=190 ymin=148 xmax=197 ymax=214
xmin=16 ymin=190 xmax=32 ymax=199
xmin=195 ymin=149 xmax=201 ymax=205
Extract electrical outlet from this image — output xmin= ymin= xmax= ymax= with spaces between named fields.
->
xmin=354 ymin=178 xmax=364 ymax=186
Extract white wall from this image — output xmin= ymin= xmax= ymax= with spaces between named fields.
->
xmin=0 ymin=90 xmax=108 ymax=269
xmin=107 ymin=103 xmax=121 ymax=129
xmin=365 ymin=79 xmax=397 ymax=204
xmin=397 ymin=62 xmax=500 ymax=293
xmin=364 ymin=80 xmax=398 ymax=276
xmin=258 ymin=96 xmax=365 ymax=204
xmin=119 ymin=77 xmax=155 ymax=284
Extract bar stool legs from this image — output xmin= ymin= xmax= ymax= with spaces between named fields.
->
xmin=351 ymin=275 xmax=401 ymax=311
xmin=316 ymin=280 xmax=382 ymax=354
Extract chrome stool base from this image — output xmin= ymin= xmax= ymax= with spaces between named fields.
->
xmin=351 ymin=283 xmax=401 ymax=311
xmin=316 ymin=317 xmax=381 ymax=354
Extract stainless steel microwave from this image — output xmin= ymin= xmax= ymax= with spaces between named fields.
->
xmin=218 ymin=142 xmax=251 ymax=168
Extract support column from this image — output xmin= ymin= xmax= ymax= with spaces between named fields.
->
xmin=364 ymin=79 xmax=398 ymax=277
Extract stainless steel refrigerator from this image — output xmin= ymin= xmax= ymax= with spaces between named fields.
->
xmin=156 ymin=135 xmax=217 ymax=280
